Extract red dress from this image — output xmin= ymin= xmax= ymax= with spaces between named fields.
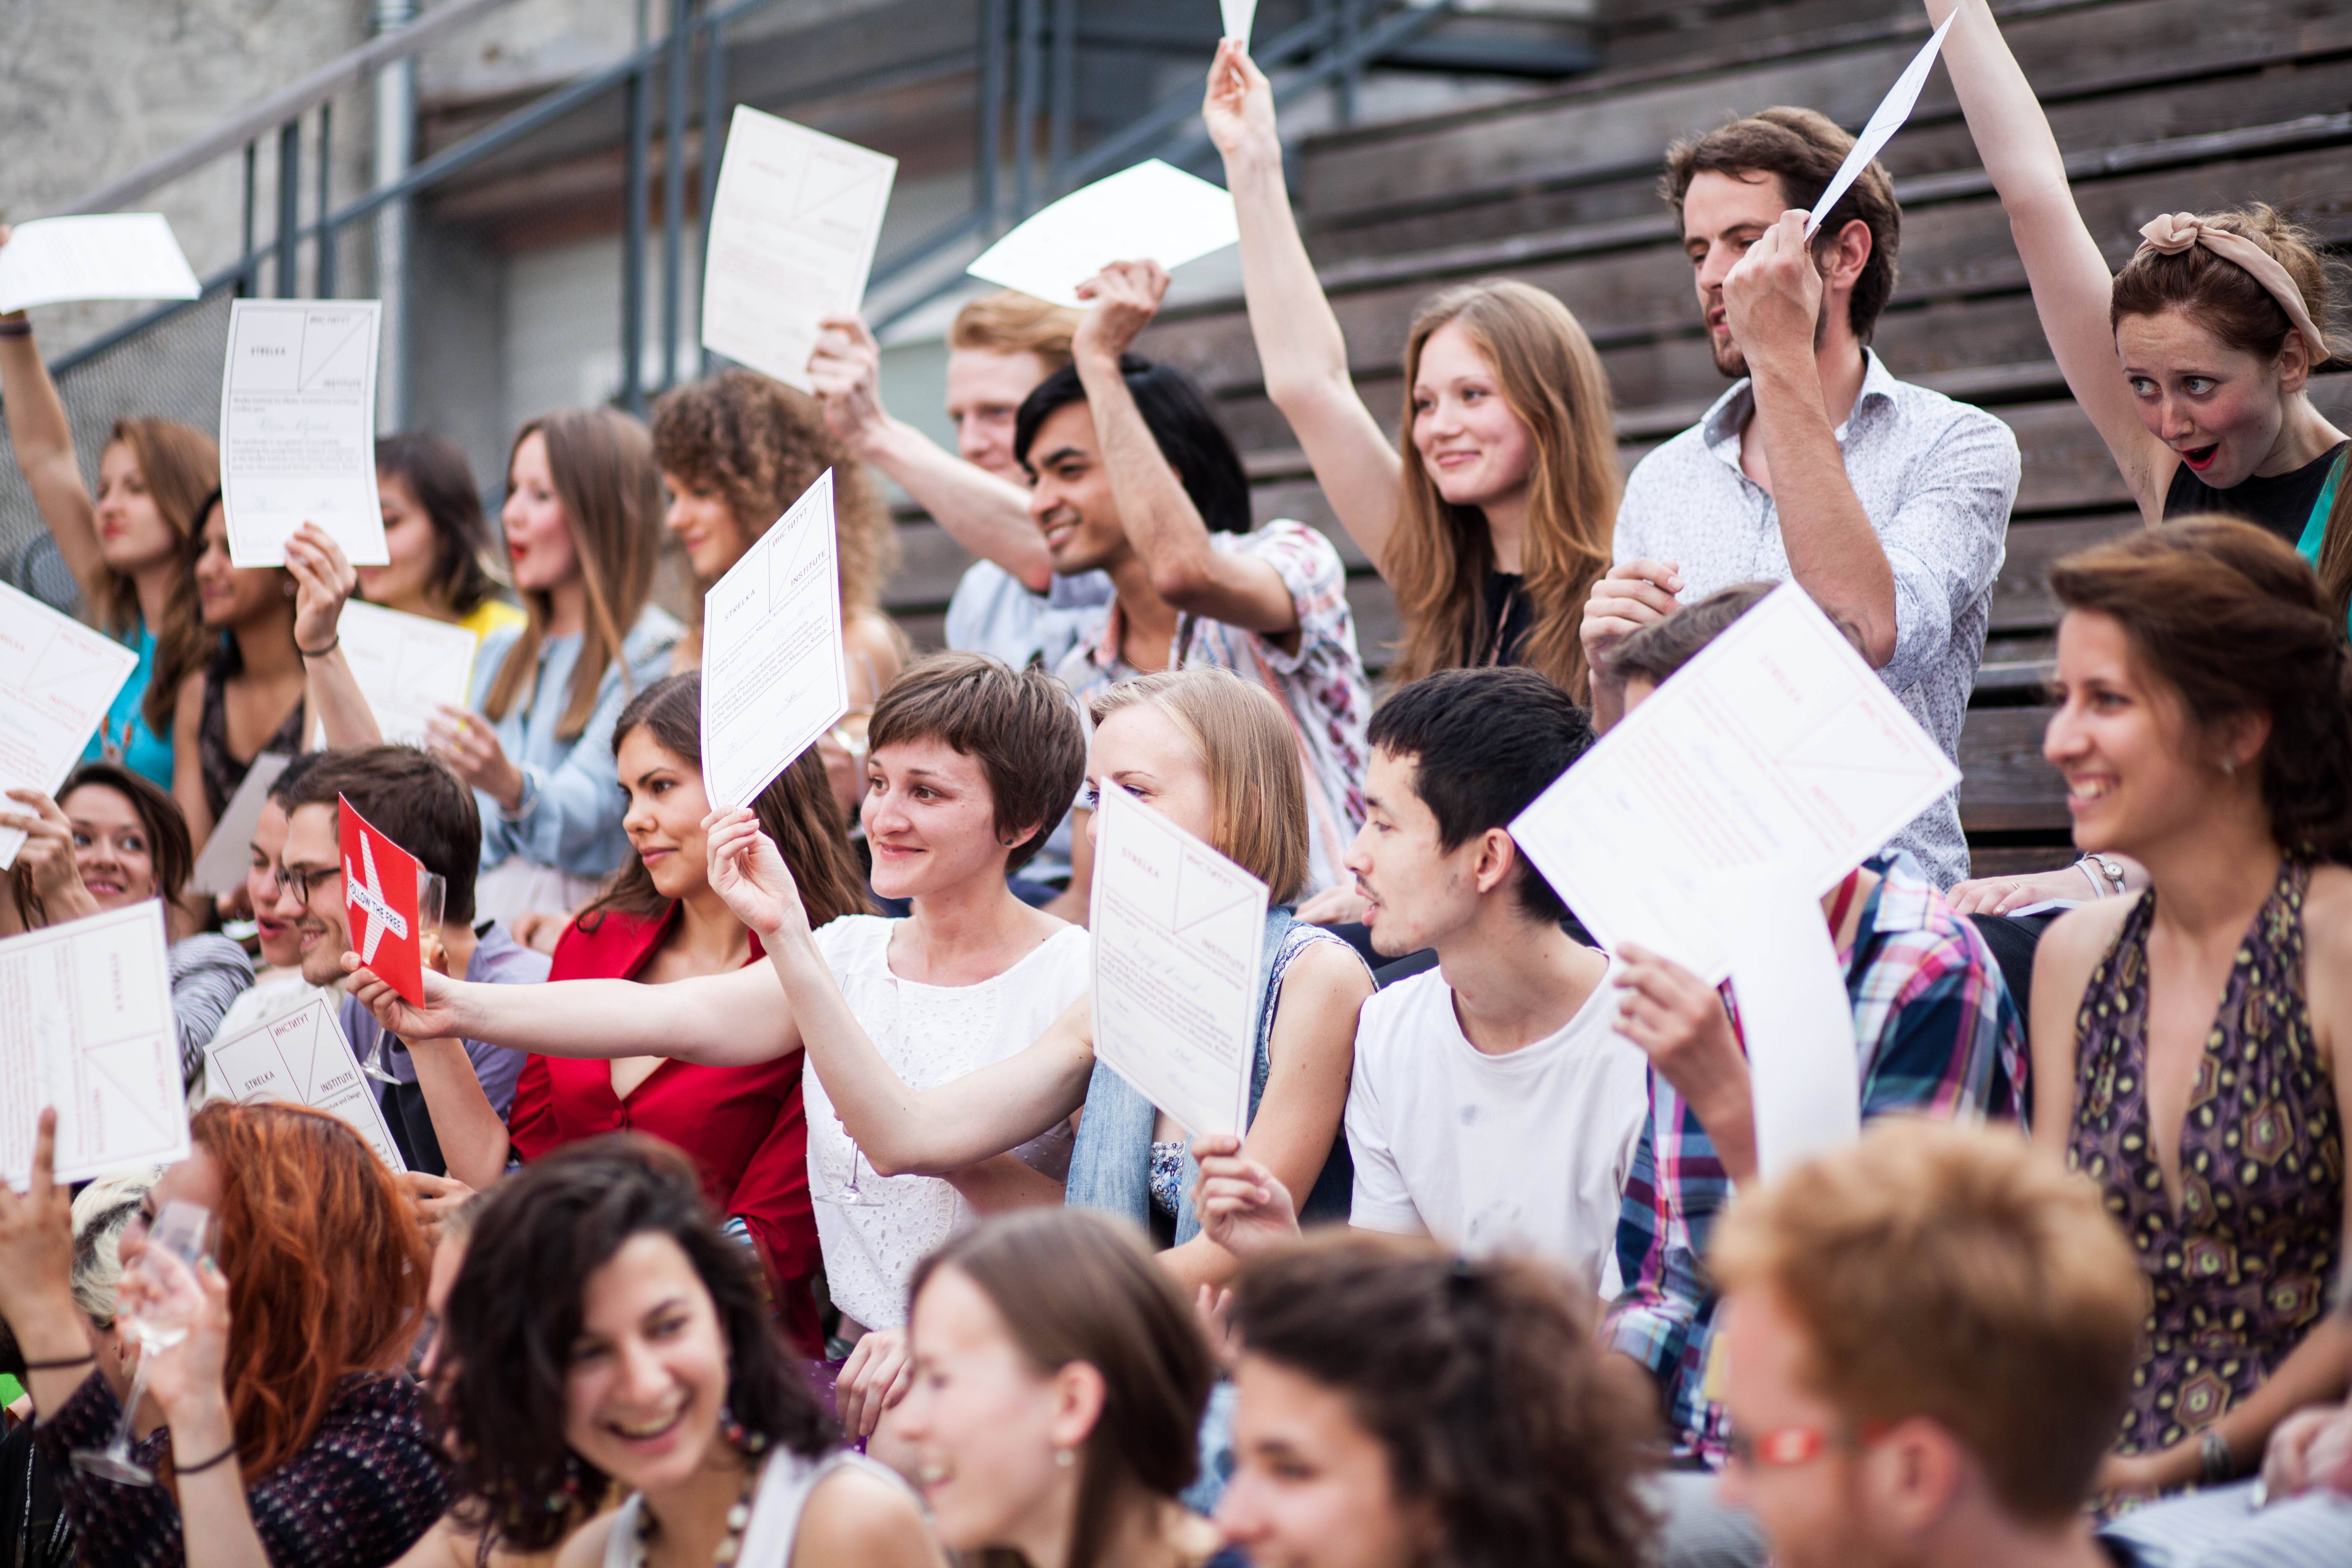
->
xmin=510 ymin=904 xmax=822 ymax=1355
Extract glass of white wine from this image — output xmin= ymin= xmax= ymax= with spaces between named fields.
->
xmin=71 ymin=1200 xmax=213 ymax=1485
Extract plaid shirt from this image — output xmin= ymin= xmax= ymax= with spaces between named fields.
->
xmin=1604 ymin=852 xmax=2025 ymax=1465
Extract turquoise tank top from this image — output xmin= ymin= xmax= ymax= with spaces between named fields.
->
xmin=82 ymin=621 xmax=175 ymax=791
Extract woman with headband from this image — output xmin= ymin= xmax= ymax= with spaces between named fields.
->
xmin=1928 ymin=0 xmax=2351 ymax=917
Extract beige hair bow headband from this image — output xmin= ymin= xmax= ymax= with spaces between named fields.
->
xmin=2135 ymin=213 xmax=2331 ymax=364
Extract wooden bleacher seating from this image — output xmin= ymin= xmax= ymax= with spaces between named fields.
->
xmin=880 ymin=0 xmax=2352 ymax=877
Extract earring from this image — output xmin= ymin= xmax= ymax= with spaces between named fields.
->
xmin=720 ymin=1403 xmax=748 ymax=1451
xmin=1055 ymin=1447 xmax=1076 ymax=1468
xmin=2222 ymin=756 xmax=2238 ymax=776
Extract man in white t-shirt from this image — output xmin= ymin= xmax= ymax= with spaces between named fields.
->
xmin=1197 ymin=666 xmax=1647 ymax=1295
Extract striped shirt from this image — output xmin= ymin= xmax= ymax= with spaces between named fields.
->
xmin=1056 ymin=519 xmax=1371 ymax=894
xmin=1603 ymin=851 xmax=2024 ymax=1465
xmin=170 ymin=932 xmax=254 ymax=1089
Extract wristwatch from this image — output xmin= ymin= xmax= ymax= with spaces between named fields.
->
xmin=2075 ymin=854 xmax=2128 ymax=899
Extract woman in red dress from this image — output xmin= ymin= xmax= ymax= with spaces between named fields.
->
xmin=410 ymin=672 xmax=869 ymax=1354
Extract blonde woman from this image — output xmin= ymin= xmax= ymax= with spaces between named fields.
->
xmin=1199 ymin=41 xmax=1619 ymax=703
xmin=427 ymin=409 xmax=681 ymax=923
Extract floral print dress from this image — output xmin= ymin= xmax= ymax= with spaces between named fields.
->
xmin=2066 ymin=860 xmax=2343 ymax=1454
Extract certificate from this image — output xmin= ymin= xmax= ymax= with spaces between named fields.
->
xmin=0 ymin=581 xmax=141 ymax=869
xmin=1807 ymin=13 xmax=1955 ymax=237
xmin=700 ymin=106 xmax=897 ymax=393
xmin=204 ymin=993 xmax=406 ymax=1173
xmin=1088 ymin=785 xmax=1269 ymax=1141
xmin=190 ymin=752 xmax=294 ymax=898
xmin=219 ymin=299 xmax=388 ymax=569
xmin=699 ymin=470 xmax=847 ymax=810
xmin=1510 ymin=583 xmax=1960 ymax=983
xmin=321 ymin=600 xmax=479 ymax=748
xmin=965 ymin=160 xmax=1240 ymax=308
xmin=0 ymin=902 xmax=191 ymax=1188
xmin=1726 ymin=872 xmax=1862 ymax=1181
xmin=0 ymin=214 xmax=202 ymax=314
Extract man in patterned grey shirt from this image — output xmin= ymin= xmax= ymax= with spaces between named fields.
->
xmin=1582 ymin=108 xmax=2019 ymax=889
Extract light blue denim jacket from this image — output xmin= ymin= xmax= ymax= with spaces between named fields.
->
xmin=1064 ymin=909 xmax=1358 ymax=1240
xmin=469 ymin=605 xmax=682 ymax=878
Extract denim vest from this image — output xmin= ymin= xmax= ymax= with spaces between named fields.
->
xmin=1063 ymin=907 xmax=1354 ymax=1242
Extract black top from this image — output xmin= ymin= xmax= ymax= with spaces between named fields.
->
xmin=2163 ymin=440 xmax=2346 ymax=545
xmin=1471 ymin=570 xmax=1537 ymax=668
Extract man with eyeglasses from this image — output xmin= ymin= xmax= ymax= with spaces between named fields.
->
xmin=1709 ymin=1121 xmax=2147 ymax=1568
xmin=267 ymin=745 xmax=547 ymax=1177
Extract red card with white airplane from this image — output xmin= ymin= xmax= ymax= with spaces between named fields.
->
xmin=338 ymin=794 xmax=425 ymax=1005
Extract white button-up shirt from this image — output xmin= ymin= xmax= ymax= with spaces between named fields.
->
xmin=1613 ymin=350 xmax=2019 ymax=888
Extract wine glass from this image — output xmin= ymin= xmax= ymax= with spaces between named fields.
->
xmin=71 ymin=1200 xmax=213 ymax=1485
xmin=813 ymin=1122 xmax=877 ymax=1207
xmin=362 ymin=872 xmax=444 ymax=1086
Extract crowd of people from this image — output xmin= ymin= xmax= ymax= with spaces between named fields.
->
xmin=0 ymin=0 xmax=2346 ymax=1564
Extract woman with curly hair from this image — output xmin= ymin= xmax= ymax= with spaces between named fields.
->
xmin=437 ymin=1138 xmax=940 ymax=1568
xmin=1211 ymin=1231 xmax=1651 ymax=1568
xmin=652 ymin=371 xmax=907 ymax=816
xmin=0 ymin=1102 xmax=445 ymax=1568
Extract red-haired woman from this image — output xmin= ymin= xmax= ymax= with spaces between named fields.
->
xmin=0 ymin=1103 xmax=444 ymax=1568
xmin=397 ymin=672 xmax=869 ymax=1357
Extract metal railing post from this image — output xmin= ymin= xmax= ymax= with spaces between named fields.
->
xmin=315 ymin=100 xmax=337 ymax=298
xmin=276 ymin=118 xmax=302 ymax=297
xmin=699 ymin=2 xmax=727 ymax=377
xmin=622 ymin=63 xmax=651 ymax=415
xmin=240 ymin=142 xmax=258 ymax=298
xmin=1338 ymin=0 xmax=1361 ymax=126
xmin=663 ymin=0 xmax=691 ymax=391
xmin=1048 ymin=0 xmax=1075 ymax=192
xmin=1014 ymin=0 xmax=1043 ymax=217
xmin=977 ymin=0 xmax=1005 ymax=233
xmin=372 ymin=0 xmax=419 ymax=430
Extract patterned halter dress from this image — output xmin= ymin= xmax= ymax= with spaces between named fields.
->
xmin=2066 ymin=860 xmax=2343 ymax=1454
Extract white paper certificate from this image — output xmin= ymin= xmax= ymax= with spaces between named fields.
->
xmin=219 ymin=299 xmax=388 ymax=568
xmin=699 ymin=470 xmax=847 ymax=810
xmin=190 ymin=753 xmax=294 ymax=898
xmin=1511 ymin=583 xmax=1960 ymax=983
xmin=1726 ymin=872 xmax=1862 ymax=1181
xmin=0 ymin=214 xmax=203 ymax=314
xmin=700 ymin=106 xmax=897 ymax=393
xmin=323 ymin=600 xmax=480 ymax=749
xmin=0 ymin=581 xmax=142 ymax=870
xmin=1088 ymin=785 xmax=1269 ymax=1141
xmin=965 ymin=160 xmax=1241 ymax=308
xmin=1806 ymin=13 xmax=1955 ymax=237
xmin=204 ymin=993 xmax=406 ymax=1173
xmin=0 ymin=902 xmax=191 ymax=1188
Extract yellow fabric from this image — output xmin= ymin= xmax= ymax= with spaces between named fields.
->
xmin=454 ymin=597 xmax=527 ymax=642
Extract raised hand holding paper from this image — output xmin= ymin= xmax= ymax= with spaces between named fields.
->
xmin=1726 ymin=872 xmax=1862 ymax=1180
xmin=322 ymin=601 xmax=480 ymax=748
xmin=220 ymin=299 xmax=388 ymax=567
xmin=1088 ymin=784 xmax=1269 ymax=1141
xmin=699 ymin=469 xmax=848 ymax=809
xmin=701 ymin=106 xmax=897 ymax=393
xmin=1220 ymin=0 xmax=1259 ymax=44
xmin=0 ymin=214 xmax=203 ymax=314
xmin=966 ymin=160 xmax=1240 ymax=308
xmin=0 ymin=581 xmax=142 ymax=869
xmin=1511 ymin=582 xmax=1959 ymax=983
xmin=1805 ymin=13 xmax=1955 ymax=237
xmin=0 ymin=903 xmax=191 ymax=1188
xmin=204 ymin=994 xmax=407 ymax=1173
xmin=340 ymin=795 xmax=426 ymax=1006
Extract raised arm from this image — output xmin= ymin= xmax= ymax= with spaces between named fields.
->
xmin=343 ymin=951 xmax=798 ymax=1067
xmin=0 ymin=235 xmax=106 ymax=612
xmin=808 ymin=315 xmax=1055 ymax=590
xmin=1929 ymin=0 xmax=2171 ymax=519
xmin=1203 ymin=41 xmax=1404 ymax=569
xmin=285 ymin=522 xmax=383 ymax=751
xmin=1072 ymin=262 xmax=1300 ymax=636
xmin=406 ymin=1033 xmax=511 ymax=1191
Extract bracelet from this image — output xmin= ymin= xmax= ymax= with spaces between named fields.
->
xmin=18 ymin=1353 xmax=93 ymax=1372
xmin=295 ymin=633 xmax=339 ymax=658
xmin=2198 ymin=1428 xmax=2234 ymax=1485
xmin=0 ymin=319 xmax=31 ymax=339
xmin=2075 ymin=859 xmax=2107 ymax=900
xmin=174 ymin=1439 xmax=240 ymax=1475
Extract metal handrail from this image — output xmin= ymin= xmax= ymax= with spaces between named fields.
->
xmin=53 ymin=0 xmax=521 ymax=218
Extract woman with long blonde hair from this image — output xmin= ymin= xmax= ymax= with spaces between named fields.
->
xmin=426 ymin=407 xmax=682 ymax=924
xmin=1199 ymin=43 xmax=1619 ymax=702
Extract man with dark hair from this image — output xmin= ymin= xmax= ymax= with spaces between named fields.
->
xmin=1321 ymin=667 xmax=1643 ymax=1290
xmin=1020 ymin=259 xmax=1371 ymax=916
xmin=1582 ymin=105 xmax=2019 ymax=890
xmin=1596 ymin=593 xmax=2020 ymax=1483
xmin=272 ymin=745 xmax=549 ymax=1174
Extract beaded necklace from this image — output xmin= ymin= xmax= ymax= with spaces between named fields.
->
xmin=627 ymin=1462 xmax=760 ymax=1568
